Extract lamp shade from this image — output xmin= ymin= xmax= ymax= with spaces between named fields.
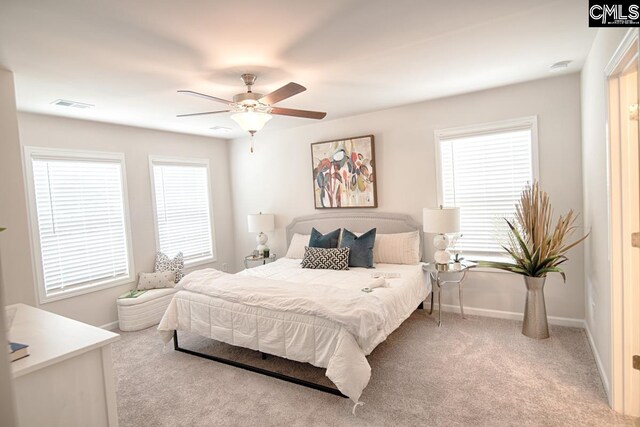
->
xmin=231 ymin=112 xmax=272 ymax=133
xmin=247 ymin=213 xmax=275 ymax=233
xmin=422 ymin=207 xmax=460 ymax=234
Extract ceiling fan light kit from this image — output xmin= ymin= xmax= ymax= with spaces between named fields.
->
xmin=230 ymin=111 xmax=272 ymax=133
xmin=178 ymin=74 xmax=327 ymax=151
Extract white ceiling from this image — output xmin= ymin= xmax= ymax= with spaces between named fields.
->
xmin=0 ymin=0 xmax=595 ymax=139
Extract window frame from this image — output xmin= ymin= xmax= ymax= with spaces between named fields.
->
xmin=433 ymin=116 xmax=540 ymax=260
xmin=23 ymin=146 xmax=135 ymax=304
xmin=148 ymin=155 xmax=217 ymax=268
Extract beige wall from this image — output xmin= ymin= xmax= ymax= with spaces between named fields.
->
xmin=0 ymin=68 xmax=19 ymax=427
xmin=0 ymin=69 xmax=37 ymax=308
xmin=11 ymin=113 xmax=236 ymax=327
xmin=229 ymin=73 xmax=586 ymax=322
xmin=580 ymin=27 xmax=629 ymax=400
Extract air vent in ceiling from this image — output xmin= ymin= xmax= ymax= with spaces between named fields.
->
xmin=549 ymin=60 xmax=571 ymax=72
xmin=51 ymin=99 xmax=94 ymax=109
xmin=210 ymin=126 xmax=232 ymax=133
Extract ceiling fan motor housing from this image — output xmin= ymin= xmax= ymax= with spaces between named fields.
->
xmin=233 ymin=92 xmax=264 ymax=106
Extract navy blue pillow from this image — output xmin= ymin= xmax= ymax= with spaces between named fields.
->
xmin=309 ymin=227 xmax=341 ymax=249
xmin=340 ymin=228 xmax=376 ymax=268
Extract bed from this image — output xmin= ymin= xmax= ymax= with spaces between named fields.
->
xmin=158 ymin=212 xmax=430 ymax=406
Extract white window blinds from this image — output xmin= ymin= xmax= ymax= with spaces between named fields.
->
xmin=151 ymin=159 xmax=214 ymax=264
xmin=30 ymin=154 xmax=131 ymax=296
xmin=437 ymin=120 xmax=536 ymax=254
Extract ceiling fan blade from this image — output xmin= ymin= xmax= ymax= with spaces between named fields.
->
xmin=259 ymin=82 xmax=306 ymax=105
xmin=178 ymin=90 xmax=232 ymax=105
xmin=270 ymin=107 xmax=326 ymax=120
xmin=176 ymin=110 xmax=231 ymax=117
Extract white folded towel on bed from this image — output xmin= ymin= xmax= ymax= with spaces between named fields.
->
xmin=367 ymin=277 xmax=388 ymax=289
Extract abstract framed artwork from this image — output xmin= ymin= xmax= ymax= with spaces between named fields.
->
xmin=311 ymin=135 xmax=377 ymax=209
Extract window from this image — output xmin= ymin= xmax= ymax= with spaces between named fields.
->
xmin=435 ymin=117 xmax=538 ymax=256
xmin=24 ymin=147 xmax=134 ymax=303
xmin=149 ymin=156 xmax=215 ymax=266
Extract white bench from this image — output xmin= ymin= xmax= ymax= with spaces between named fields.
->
xmin=116 ymin=288 xmax=178 ymax=332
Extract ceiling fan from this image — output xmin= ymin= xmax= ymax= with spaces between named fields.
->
xmin=177 ymin=74 xmax=327 ymax=137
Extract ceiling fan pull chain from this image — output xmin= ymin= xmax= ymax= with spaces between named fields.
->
xmin=250 ymin=132 xmax=255 ymax=153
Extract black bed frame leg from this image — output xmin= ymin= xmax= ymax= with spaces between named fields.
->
xmin=171 ymin=330 xmax=346 ymax=398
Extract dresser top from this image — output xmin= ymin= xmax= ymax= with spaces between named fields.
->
xmin=7 ymin=303 xmax=120 ymax=378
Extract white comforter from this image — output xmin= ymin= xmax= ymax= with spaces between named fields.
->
xmin=168 ymin=269 xmax=387 ymax=346
xmin=158 ymin=259 xmax=429 ymax=403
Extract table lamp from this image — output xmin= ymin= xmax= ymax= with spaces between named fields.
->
xmin=423 ymin=207 xmax=460 ymax=265
xmin=247 ymin=213 xmax=275 ymax=255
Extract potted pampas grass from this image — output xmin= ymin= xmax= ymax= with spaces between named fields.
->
xmin=481 ymin=182 xmax=589 ymax=339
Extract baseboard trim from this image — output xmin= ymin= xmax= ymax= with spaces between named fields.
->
xmin=584 ymin=323 xmax=611 ymax=405
xmin=100 ymin=320 xmax=119 ymax=331
xmin=438 ymin=304 xmax=585 ymax=328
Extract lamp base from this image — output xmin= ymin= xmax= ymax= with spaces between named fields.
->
xmin=433 ymin=234 xmax=449 ymax=250
xmin=433 ymin=234 xmax=451 ymax=265
xmin=434 ymin=249 xmax=451 ymax=265
xmin=256 ymin=232 xmax=268 ymax=255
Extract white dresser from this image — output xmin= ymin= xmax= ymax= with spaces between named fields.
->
xmin=8 ymin=303 xmax=120 ymax=427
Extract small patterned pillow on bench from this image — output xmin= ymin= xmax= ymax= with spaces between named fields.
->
xmin=301 ymin=247 xmax=350 ymax=270
xmin=137 ymin=271 xmax=177 ymax=290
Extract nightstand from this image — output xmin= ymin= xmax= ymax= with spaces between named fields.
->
xmin=244 ymin=253 xmax=276 ymax=269
xmin=423 ymin=261 xmax=476 ymax=327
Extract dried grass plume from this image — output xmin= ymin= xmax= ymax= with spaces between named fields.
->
xmin=481 ymin=181 xmax=589 ymax=281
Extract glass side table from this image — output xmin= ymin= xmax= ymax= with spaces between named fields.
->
xmin=423 ymin=261 xmax=477 ymax=327
xmin=244 ymin=253 xmax=277 ymax=269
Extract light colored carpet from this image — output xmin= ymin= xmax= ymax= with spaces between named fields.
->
xmin=112 ymin=311 xmax=634 ymax=426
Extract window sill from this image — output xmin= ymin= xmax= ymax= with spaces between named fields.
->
xmin=184 ymin=255 xmax=217 ymax=269
xmin=39 ymin=275 xmax=134 ymax=304
xmin=470 ymin=266 xmax=513 ymax=274
xmin=461 ymin=252 xmax=515 ymax=275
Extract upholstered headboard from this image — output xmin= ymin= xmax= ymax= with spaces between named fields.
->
xmin=285 ymin=212 xmax=423 ymax=259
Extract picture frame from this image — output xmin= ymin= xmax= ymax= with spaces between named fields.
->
xmin=311 ymin=135 xmax=377 ymax=209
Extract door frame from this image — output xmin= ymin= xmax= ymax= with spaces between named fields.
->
xmin=605 ymin=27 xmax=640 ymax=417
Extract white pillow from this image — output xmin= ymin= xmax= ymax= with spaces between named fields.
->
xmin=285 ymin=233 xmax=310 ymax=259
xmin=137 ymin=271 xmax=177 ymax=290
xmin=154 ymin=251 xmax=184 ymax=283
xmin=373 ymin=231 xmax=421 ymax=264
